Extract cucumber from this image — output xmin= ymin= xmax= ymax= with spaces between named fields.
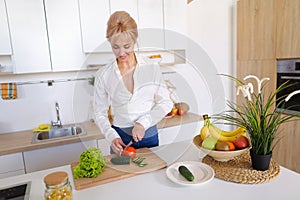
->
xmin=110 ymin=156 xmax=131 ymax=165
xmin=178 ymin=165 xmax=194 ymax=181
xmin=133 ymin=157 xmax=147 ymax=167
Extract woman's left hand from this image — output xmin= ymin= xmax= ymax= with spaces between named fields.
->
xmin=132 ymin=122 xmax=145 ymax=142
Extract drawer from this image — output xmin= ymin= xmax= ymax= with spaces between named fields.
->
xmin=0 ymin=152 xmax=25 ymax=173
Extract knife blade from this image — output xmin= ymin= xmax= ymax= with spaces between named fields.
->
xmin=124 ymin=140 xmax=133 ymax=149
xmin=119 ymin=140 xmax=133 ymax=156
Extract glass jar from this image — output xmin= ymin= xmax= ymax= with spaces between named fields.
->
xmin=44 ymin=171 xmax=72 ymax=200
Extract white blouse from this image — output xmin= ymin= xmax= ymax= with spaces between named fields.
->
xmin=93 ymin=54 xmax=173 ymax=143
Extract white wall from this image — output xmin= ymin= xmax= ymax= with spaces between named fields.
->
xmin=187 ymin=0 xmax=236 ymax=101
xmin=0 ymin=71 xmax=94 ymax=133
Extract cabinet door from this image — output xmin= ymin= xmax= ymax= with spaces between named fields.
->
xmin=79 ymin=0 xmax=111 ymax=53
xmin=109 ymin=0 xmax=139 ymax=51
xmin=110 ymin=0 xmax=139 ymax=25
xmin=138 ymin=0 xmax=164 ymax=51
xmin=0 ymin=153 xmax=25 ymax=178
xmin=44 ymin=0 xmax=85 ymax=71
xmin=0 ymin=0 xmax=12 ymax=55
xmin=237 ymin=0 xmax=276 ymax=60
xmin=276 ymin=0 xmax=300 ymax=58
xmin=5 ymin=0 xmax=51 ymax=73
xmin=163 ymin=0 xmax=187 ymax=50
xmin=23 ymin=140 xmax=97 ymax=173
xmin=273 ymin=117 xmax=300 ymax=173
xmin=236 ymin=59 xmax=276 ymax=104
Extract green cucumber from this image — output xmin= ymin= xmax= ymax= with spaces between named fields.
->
xmin=178 ymin=165 xmax=194 ymax=181
xmin=133 ymin=157 xmax=147 ymax=167
xmin=110 ymin=156 xmax=131 ymax=165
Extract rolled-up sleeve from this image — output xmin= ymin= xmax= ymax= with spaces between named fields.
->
xmin=93 ymin=69 xmax=120 ymax=144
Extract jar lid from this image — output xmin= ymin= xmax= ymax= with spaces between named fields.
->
xmin=44 ymin=171 xmax=68 ymax=186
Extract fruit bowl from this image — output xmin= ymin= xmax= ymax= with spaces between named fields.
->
xmin=193 ymin=135 xmax=251 ymax=162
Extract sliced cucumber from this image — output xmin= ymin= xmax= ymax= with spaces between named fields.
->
xmin=110 ymin=156 xmax=131 ymax=165
xmin=178 ymin=165 xmax=194 ymax=181
xmin=133 ymin=157 xmax=147 ymax=167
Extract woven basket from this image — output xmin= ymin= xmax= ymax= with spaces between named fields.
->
xmin=202 ymin=151 xmax=280 ymax=184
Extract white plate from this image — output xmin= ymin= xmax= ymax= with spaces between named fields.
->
xmin=166 ymin=161 xmax=214 ymax=185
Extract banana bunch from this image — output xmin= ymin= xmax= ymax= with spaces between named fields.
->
xmin=200 ymin=116 xmax=246 ymax=142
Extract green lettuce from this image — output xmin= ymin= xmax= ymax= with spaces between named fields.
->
xmin=73 ymin=147 xmax=106 ymax=178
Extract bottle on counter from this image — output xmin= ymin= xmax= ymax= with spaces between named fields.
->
xmin=44 ymin=171 xmax=72 ymax=200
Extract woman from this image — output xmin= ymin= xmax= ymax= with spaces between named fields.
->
xmin=93 ymin=11 xmax=173 ymax=154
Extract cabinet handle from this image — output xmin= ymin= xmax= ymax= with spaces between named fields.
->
xmin=280 ymin=76 xmax=300 ymax=80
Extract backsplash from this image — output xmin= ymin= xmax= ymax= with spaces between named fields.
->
xmin=0 ymin=70 xmax=94 ymax=134
xmin=0 ymin=63 xmax=217 ymax=134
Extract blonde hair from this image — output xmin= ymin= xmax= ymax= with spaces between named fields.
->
xmin=106 ymin=11 xmax=138 ymax=43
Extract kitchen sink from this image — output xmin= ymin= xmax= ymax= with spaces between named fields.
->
xmin=32 ymin=124 xmax=86 ymax=143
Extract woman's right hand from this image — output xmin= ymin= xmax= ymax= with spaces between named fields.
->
xmin=111 ymin=138 xmax=126 ymax=155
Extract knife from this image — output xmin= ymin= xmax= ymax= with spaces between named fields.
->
xmin=124 ymin=140 xmax=133 ymax=149
xmin=119 ymin=140 xmax=133 ymax=156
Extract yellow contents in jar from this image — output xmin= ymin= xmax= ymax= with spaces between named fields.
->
xmin=45 ymin=186 xmax=72 ymax=200
xmin=44 ymin=171 xmax=72 ymax=200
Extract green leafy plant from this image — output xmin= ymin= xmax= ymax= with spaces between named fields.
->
xmin=73 ymin=147 xmax=106 ymax=178
xmin=213 ymin=75 xmax=299 ymax=155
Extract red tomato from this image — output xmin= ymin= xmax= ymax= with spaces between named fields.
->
xmin=121 ymin=146 xmax=136 ymax=159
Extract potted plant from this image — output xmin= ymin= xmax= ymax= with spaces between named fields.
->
xmin=213 ymin=75 xmax=299 ymax=171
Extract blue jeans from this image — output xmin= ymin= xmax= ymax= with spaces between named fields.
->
xmin=111 ymin=125 xmax=159 ymax=153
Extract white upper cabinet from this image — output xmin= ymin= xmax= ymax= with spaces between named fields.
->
xmin=110 ymin=0 xmax=164 ymax=51
xmin=3 ymin=0 xmax=187 ymax=73
xmin=110 ymin=0 xmax=139 ymax=24
xmin=79 ymin=0 xmax=111 ymax=53
xmin=44 ymin=0 xmax=85 ymax=71
xmin=0 ymin=0 xmax=12 ymax=55
xmin=138 ymin=0 xmax=164 ymax=51
xmin=164 ymin=0 xmax=187 ymax=50
xmin=5 ymin=0 xmax=51 ymax=73
xmin=109 ymin=0 xmax=139 ymax=51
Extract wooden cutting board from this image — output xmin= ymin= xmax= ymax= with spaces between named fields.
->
xmin=70 ymin=148 xmax=167 ymax=190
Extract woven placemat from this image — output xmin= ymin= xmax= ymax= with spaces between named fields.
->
xmin=202 ymin=151 xmax=280 ymax=184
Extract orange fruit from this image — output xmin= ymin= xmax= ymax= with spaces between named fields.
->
xmin=171 ymin=107 xmax=178 ymax=115
xmin=226 ymin=141 xmax=236 ymax=151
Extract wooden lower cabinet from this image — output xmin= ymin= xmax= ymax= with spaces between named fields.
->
xmin=273 ymin=116 xmax=300 ymax=173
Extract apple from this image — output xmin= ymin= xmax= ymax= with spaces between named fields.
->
xmin=177 ymin=109 xmax=185 ymax=115
xmin=166 ymin=111 xmax=173 ymax=117
xmin=233 ymin=135 xmax=249 ymax=149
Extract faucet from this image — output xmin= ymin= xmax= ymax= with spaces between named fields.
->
xmin=51 ymin=102 xmax=62 ymax=128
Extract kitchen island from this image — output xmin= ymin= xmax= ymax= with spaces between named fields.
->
xmin=0 ymin=140 xmax=299 ymax=200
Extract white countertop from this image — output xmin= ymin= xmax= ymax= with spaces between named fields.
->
xmin=1 ymin=140 xmax=299 ymax=200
